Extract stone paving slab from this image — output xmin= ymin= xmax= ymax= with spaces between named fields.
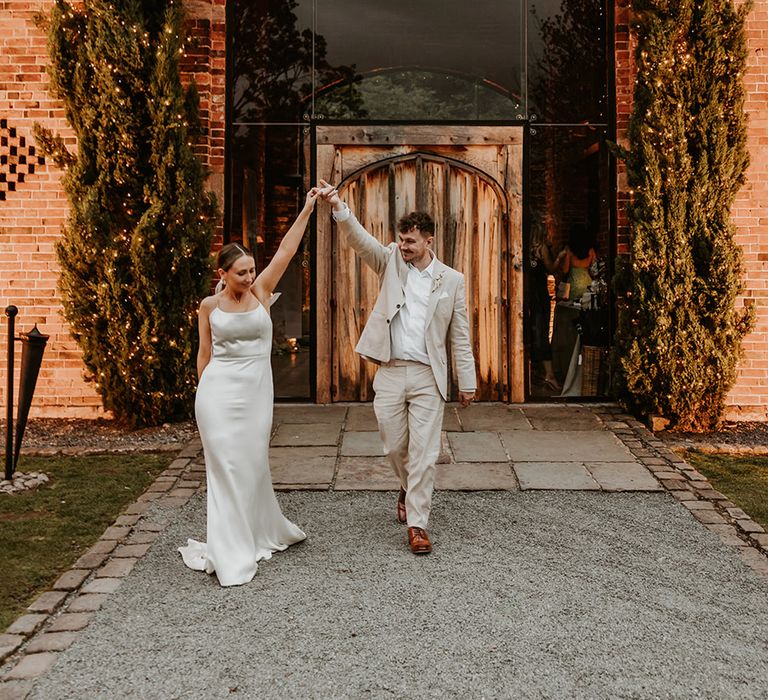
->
xmin=522 ymin=405 xmax=604 ymax=431
xmin=5 ymin=616 xmax=45 ymax=638
xmin=81 ymin=579 xmax=122 ymax=595
xmin=268 ymin=446 xmax=336 ymax=487
xmin=447 ymin=431 xmax=508 ymax=462
xmin=514 ymin=462 xmax=601 ymax=490
xmin=52 ymin=570 xmax=89 ymax=592
xmin=4 ymin=653 xmax=58 ymax=681
xmin=334 ymin=457 xmax=399 ymax=490
xmin=66 ymin=595 xmax=107 ymax=614
xmin=25 ymin=633 xmax=78 ymax=654
xmin=435 ymin=463 xmax=518 ymax=490
xmin=706 ymin=524 xmax=748 ymax=548
xmin=0 ymin=680 xmax=33 ymax=698
xmin=585 ymin=462 xmax=662 ymax=492
xmin=270 ymin=422 xmax=342 ymax=447
xmin=459 ymin=404 xmax=531 ymax=431
xmin=500 ymin=430 xmax=633 ymax=463
xmin=47 ymin=614 xmax=93 ymax=634
xmin=269 ymin=446 xmax=337 ymax=464
xmin=340 ymin=431 xmax=386 ymax=457
xmin=26 ymin=593 xmax=66 ymax=616
xmin=126 ymin=531 xmax=160 ymax=546
xmin=344 ymin=405 xmax=379 ymax=431
xmin=441 ymin=407 xmax=462 ymax=432
xmin=272 ymin=405 xmax=347 ymax=424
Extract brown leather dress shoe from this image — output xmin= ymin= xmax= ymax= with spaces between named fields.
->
xmin=408 ymin=526 xmax=432 ymax=554
xmin=396 ymin=488 xmax=407 ymax=524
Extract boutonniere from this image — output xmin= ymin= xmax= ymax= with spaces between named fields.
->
xmin=431 ymin=271 xmax=446 ymax=293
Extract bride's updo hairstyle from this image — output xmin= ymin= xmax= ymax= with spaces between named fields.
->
xmin=216 ymin=242 xmax=253 ymax=271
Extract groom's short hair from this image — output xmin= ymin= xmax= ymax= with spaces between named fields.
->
xmin=398 ymin=211 xmax=435 ymax=237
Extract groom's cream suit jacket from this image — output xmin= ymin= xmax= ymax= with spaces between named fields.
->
xmin=336 ymin=210 xmax=476 ymax=401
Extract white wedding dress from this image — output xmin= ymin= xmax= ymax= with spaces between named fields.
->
xmin=179 ymin=303 xmax=305 ymax=586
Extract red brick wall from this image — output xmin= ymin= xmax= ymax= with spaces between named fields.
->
xmin=728 ymin=0 xmax=768 ymax=420
xmin=0 ymin=0 xmax=226 ymax=419
xmin=614 ymin=2 xmax=634 ymax=257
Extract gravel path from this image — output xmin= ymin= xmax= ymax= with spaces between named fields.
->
xmin=30 ymin=491 xmax=768 ymax=699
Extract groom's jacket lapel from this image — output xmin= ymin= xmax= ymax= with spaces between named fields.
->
xmin=424 ymin=259 xmax=448 ymax=328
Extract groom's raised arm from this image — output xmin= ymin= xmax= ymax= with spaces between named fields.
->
xmin=319 ymin=181 xmax=390 ymax=277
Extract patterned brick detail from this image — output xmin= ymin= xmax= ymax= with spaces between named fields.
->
xmin=0 ymin=1 xmax=225 ymax=418
xmin=0 ymin=118 xmax=45 ymax=201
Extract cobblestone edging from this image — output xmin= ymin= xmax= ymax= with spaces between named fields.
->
xmin=0 ymin=440 xmax=206 ymax=698
xmin=596 ymin=406 xmax=768 ymax=579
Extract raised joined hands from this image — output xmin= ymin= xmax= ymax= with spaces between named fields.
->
xmin=317 ymin=179 xmax=341 ymax=208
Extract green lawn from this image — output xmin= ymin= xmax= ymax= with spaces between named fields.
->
xmin=0 ymin=454 xmax=169 ymax=631
xmin=685 ymin=451 xmax=768 ymax=530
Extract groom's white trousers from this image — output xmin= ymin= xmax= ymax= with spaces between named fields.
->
xmin=372 ymin=361 xmax=444 ymax=529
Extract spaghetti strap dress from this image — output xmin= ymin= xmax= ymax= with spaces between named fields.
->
xmin=178 ymin=304 xmax=305 ymax=586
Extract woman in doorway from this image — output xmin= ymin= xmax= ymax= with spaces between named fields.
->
xmin=179 ymin=188 xmax=320 ymax=586
xmin=555 ymin=223 xmax=597 ymax=302
xmin=551 ymin=223 xmax=598 ymax=383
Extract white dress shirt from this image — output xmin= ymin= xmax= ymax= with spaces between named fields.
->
xmin=390 ymin=258 xmax=434 ymax=364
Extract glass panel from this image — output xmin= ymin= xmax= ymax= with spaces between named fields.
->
xmin=229 ymin=0 xmax=315 ymax=123
xmin=525 ymin=125 xmax=611 ymax=398
xmin=314 ymin=0 xmax=525 ymax=121
xmin=230 ymin=125 xmax=311 ymax=399
xmin=315 ymin=69 xmax=521 ymax=121
xmin=528 ymin=0 xmax=609 ymax=124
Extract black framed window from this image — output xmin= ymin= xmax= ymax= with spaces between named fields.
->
xmin=525 ymin=125 xmax=612 ymax=398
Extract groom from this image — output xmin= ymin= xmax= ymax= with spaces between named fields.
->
xmin=319 ymin=180 xmax=476 ymax=554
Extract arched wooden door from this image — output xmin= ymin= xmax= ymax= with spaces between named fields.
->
xmin=314 ymin=126 xmax=523 ymax=403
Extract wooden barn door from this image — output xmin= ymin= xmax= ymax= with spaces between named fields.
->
xmin=314 ymin=126 xmax=523 ymax=403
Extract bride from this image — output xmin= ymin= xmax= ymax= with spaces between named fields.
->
xmin=179 ymin=188 xmax=320 ymax=586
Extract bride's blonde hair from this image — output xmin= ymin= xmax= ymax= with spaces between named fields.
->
xmin=216 ymin=242 xmax=252 ymax=272
xmin=215 ymin=243 xmax=253 ymax=293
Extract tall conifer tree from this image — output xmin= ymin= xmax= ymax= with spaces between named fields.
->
xmin=35 ymin=0 xmax=217 ymax=427
xmin=614 ymin=0 xmax=752 ymax=430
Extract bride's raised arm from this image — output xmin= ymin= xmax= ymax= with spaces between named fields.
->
xmin=252 ymin=188 xmax=319 ymax=300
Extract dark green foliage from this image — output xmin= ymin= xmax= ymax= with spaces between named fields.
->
xmin=35 ymin=0 xmax=217 ymax=427
xmin=613 ymin=0 xmax=753 ymax=431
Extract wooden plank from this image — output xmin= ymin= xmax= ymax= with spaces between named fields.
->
xmin=314 ymin=144 xmax=337 ymax=404
xmin=334 ymin=178 xmax=360 ymax=400
xmin=317 ymin=126 xmax=523 ymax=146
xmin=507 ymin=143 xmax=525 ymax=402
